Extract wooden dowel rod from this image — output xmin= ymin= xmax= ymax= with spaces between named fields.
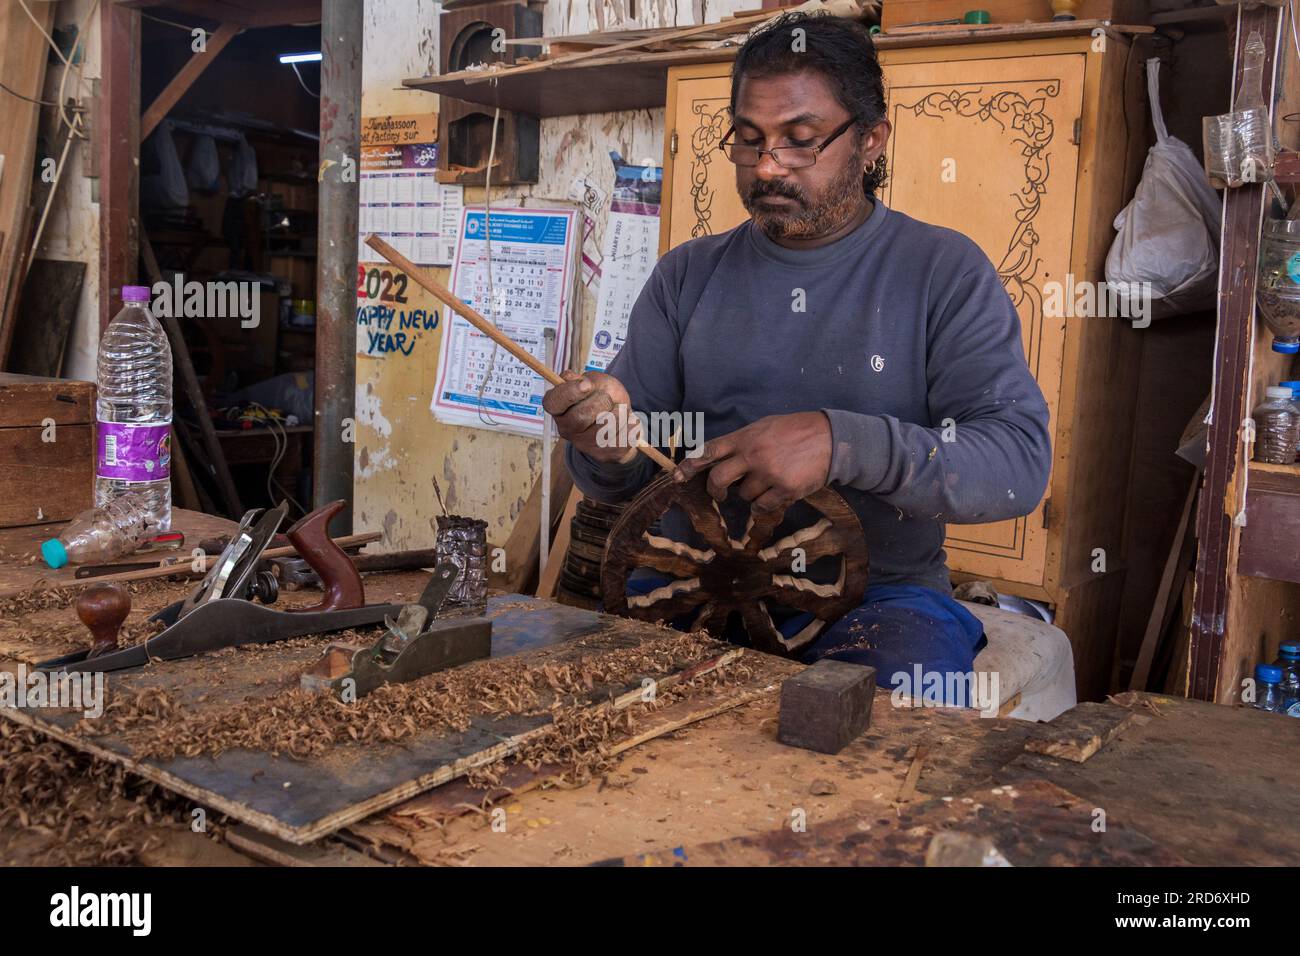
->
xmin=364 ymin=234 xmax=676 ymax=472
xmin=61 ymin=533 xmax=383 ymax=587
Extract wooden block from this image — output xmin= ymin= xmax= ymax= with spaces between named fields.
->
xmin=778 ymin=660 xmax=876 ymax=755
xmin=0 ymin=374 xmax=95 ymax=528
xmin=0 ymin=373 xmax=94 ymax=427
xmin=1023 ymin=700 xmax=1136 ymax=763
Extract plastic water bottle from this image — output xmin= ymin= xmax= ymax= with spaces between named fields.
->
xmin=1253 ymin=387 xmax=1300 ymax=464
xmin=1253 ymin=664 xmax=1285 ymax=713
xmin=96 ymin=285 xmax=173 ymax=529
xmin=40 ymin=493 xmax=161 ymax=568
xmin=1273 ymin=643 xmax=1300 ymax=715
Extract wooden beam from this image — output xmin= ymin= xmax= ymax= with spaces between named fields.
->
xmin=99 ymin=1 xmax=141 ymax=332
xmin=140 ymin=21 xmax=241 ymax=142
xmin=117 ymin=0 xmax=321 ymax=29
xmin=1189 ymin=3 xmax=1282 ymax=701
xmin=0 ymin=0 xmax=56 ymax=367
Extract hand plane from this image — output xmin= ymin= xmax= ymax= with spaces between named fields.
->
xmin=36 ymin=500 xmax=411 ymax=674
xmin=299 ymin=557 xmax=492 ymax=700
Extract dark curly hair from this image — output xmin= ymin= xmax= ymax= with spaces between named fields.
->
xmin=730 ymin=11 xmax=888 ymax=195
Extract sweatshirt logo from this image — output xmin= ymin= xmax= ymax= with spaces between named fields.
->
xmin=870 ymin=354 xmax=885 ymax=373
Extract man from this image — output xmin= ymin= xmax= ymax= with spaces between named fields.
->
xmin=543 ymin=12 xmax=1051 ymax=700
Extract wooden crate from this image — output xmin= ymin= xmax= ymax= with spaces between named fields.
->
xmin=881 ymin=0 xmax=1148 ymax=30
xmin=0 ymin=374 xmax=95 ymax=528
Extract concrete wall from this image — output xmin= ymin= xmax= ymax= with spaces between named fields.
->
xmin=353 ymin=0 xmax=747 ymax=558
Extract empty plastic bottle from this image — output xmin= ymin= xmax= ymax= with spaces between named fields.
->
xmin=1273 ymin=643 xmax=1300 ymax=714
xmin=41 ymin=493 xmax=161 ymax=568
xmin=1254 ymin=664 xmax=1286 ymax=713
xmin=96 ymin=285 xmax=173 ymax=529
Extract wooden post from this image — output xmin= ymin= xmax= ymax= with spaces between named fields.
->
xmin=140 ymin=22 xmax=241 ymax=143
xmin=1189 ymin=3 xmax=1283 ymax=701
xmin=98 ymin=2 xmax=141 ymax=332
xmin=313 ymin=0 xmax=363 ymax=534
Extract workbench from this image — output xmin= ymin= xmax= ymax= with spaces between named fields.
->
xmin=1 ymin=513 xmax=1297 ymax=867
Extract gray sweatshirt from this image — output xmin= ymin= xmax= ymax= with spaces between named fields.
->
xmin=566 ymin=200 xmax=1052 ymax=594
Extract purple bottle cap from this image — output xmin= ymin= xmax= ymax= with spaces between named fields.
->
xmin=122 ymin=285 xmax=152 ymax=302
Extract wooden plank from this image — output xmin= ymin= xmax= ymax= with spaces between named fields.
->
xmin=1190 ymin=3 xmax=1283 ymax=702
xmin=460 ymin=8 xmax=774 ymax=87
xmin=536 ymin=487 xmax=580 ymax=600
xmin=0 ymin=596 xmax=729 ymax=845
xmin=7 ymin=260 xmax=87 ymax=378
xmin=1130 ymin=474 xmax=1198 ymax=690
xmin=1007 ymin=691 xmax=1300 ymax=865
xmin=99 ymin=2 xmax=141 ymax=332
xmin=140 ymin=22 xmax=241 ymax=142
xmin=489 ymin=439 xmax=572 ymax=595
xmin=226 ymin=825 xmax=384 ymax=867
xmin=0 ymin=0 xmax=54 ymax=365
xmin=1239 ymin=465 xmax=1300 ymax=583
xmin=1022 ymin=700 xmax=1137 ymax=762
xmin=599 ymin=778 xmax=1183 ymax=866
xmin=880 ymin=0 xmax=1147 ymax=31
xmin=0 ymin=373 xmax=93 ymax=427
xmin=0 ymin=424 xmax=94 ymax=529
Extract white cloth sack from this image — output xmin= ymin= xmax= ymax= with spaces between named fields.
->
xmin=1105 ymin=58 xmax=1222 ymax=317
xmin=186 ymin=134 xmax=221 ymax=192
xmin=227 ymin=135 xmax=259 ymax=198
xmin=140 ymin=121 xmax=189 ymax=209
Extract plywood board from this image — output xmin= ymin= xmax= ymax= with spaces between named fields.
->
xmin=0 ymin=595 xmax=719 ymax=845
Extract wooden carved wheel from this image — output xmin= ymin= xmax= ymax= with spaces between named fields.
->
xmin=601 ymin=473 xmax=869 ymax=658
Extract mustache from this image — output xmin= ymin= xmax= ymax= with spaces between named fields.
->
xmin=746 ymin=180 xmax=806 ymax=205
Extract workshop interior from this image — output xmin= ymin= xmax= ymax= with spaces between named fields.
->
xmin=0 ymin=0 xmax=1297 ymax=889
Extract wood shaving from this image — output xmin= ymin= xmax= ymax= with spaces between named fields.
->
xmin=0 ymin=721 xmax=216 ymax=866
xmin=81 ymin=632 xmax=742 ymax=768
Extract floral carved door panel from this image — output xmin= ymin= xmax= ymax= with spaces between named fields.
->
xmin=880 ymin=52 xmax=1085 ymax=587
xmin=666 ymin=73 xmax=749 ymax=250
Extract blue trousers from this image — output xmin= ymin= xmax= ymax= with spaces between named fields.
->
xmin=621 ymin=578 xmax=986 ymax=706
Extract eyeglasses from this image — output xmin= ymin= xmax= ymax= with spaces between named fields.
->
xmin=718 ymin=117 xmax=858 ymax=169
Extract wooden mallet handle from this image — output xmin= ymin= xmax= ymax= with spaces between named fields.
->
xmin=364 ymin=234 xmax=676 ymax=472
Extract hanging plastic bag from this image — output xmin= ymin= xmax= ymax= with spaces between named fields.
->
xmin=1105 ymin=58 xmax=1222 ymax=318
xmin=139 ymin=120 xmax=189 ymax=210
xmin=186 ymin=133 xmax=221 ymax=192
xmin=227 ymin=134 xmax=259 ymax=198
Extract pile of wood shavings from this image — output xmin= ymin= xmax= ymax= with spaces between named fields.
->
xmin=83 ymin=631 xmax=738 ymax=763
xmin=468 ymin=660 xmax=753 ymax=792
xmin=0 ymin=578 xmax=183 ymax=618
xmin=0 ymin=721 xmax=210 ymax=865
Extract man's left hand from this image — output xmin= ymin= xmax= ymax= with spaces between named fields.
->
xmin=674 ymin=411 xmax=832 ymax=512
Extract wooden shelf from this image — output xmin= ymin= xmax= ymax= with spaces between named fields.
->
xmin=404 ymin=19 xmax=1152 ymax=118
xmin=1240 ymin=460 xmax=1300 ymax=583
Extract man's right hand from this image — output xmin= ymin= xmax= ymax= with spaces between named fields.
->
xmin=543 ymin=371 xmax=640 ymax=465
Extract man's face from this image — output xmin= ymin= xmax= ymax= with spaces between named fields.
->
xmin=731 ymin=70 xmax=888 ymax=241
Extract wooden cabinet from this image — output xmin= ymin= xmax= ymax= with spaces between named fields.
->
xmin=659 ymin=32 xmax=1145 ymax=699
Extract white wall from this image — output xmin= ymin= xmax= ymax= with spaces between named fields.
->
xmin=33 ymin=0 xmax=102 ymax=382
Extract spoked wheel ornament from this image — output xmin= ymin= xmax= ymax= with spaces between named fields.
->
xmin=601 ymin=473 xmax=869 ymax=657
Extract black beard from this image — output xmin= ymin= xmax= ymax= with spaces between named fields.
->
xmin=743 ymin=160 xmax=866 ymax=240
